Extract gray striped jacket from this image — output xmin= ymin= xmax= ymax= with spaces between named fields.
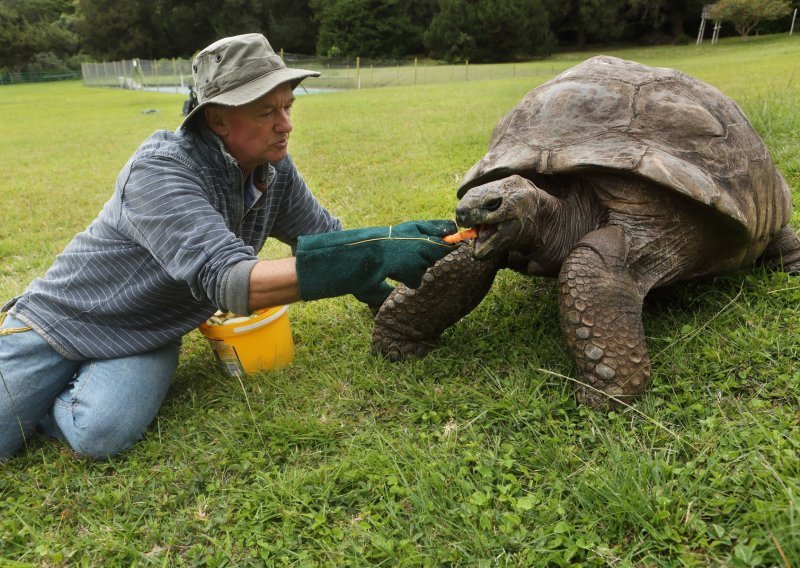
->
xmin=5 ymin=123 xmax=341 ymax=360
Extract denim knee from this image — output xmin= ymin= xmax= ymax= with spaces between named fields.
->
xmin=66 ymin=420 xmax=143 ymax=460
xmin=52 ymin=393 xmax=155 ymax=460
xmin=51 ymin=344 xmax=178 ymax=459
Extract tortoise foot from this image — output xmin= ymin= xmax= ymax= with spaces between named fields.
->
xmin=575 ymin=381 xmax=643 ymax=410
xmin=370 ymin=331 xmax=438 ymax=361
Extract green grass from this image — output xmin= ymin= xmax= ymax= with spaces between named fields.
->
xmin=1 ymin=34 xmax=800 ymax=566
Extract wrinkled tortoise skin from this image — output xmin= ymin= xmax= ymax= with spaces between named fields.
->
xmin=373 ymin=56 xmax=800 ymax=409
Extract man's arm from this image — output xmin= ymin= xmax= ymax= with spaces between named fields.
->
xmin=246 ymin=220 xmax=458 ymax=313
xmin=247 ymin=257 xmax=301 ymax=312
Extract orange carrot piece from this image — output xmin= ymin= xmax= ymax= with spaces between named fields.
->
xmin=443 ymin=227 xmax=479 ymax=243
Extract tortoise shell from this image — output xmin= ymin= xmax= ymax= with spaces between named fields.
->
xmin=458 ymin=56 xmax=792 ymax=246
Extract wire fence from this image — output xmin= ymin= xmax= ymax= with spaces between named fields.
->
xmin=0 ymin=70 xmax=82 ymax=85
xmin=81 ymin=58 xmax=194 ymax=93
xmin=80 ymin=53 xmax=562 ymax=93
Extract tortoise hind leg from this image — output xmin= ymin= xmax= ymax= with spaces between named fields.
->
xmin=759 ymin=226 xmax=800 ymax=274
xmin=558 ymin=226 xmax=651 ymax=409
xmin=372 ymin=243 xmax=502 ymax=361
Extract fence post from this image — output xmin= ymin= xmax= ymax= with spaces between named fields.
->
xmin=414 ymin=58 xmax=418 ymax=85
xmin=465 ymin=59 xmax=469 ymax=81
xmin=791 ymin=8 xmax=797 ymax=35
xmin=696 ymin=18 xmax=706 ymax=44
xmin=134 ymin=59 xmax=143 ymax=88
xmin=711 ymin=21 xmax=721 ymax=44
xmin=172 ymin=58 xmax=180 ymax=93
xmin=356 ymin=56 xmax=361 ymax=89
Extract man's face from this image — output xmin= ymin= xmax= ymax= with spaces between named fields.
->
xmin=206 ymin=83 xmax=295 ymax=173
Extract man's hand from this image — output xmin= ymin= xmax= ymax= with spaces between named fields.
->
xmin=295 ymin=220 xmax=457 ymax=309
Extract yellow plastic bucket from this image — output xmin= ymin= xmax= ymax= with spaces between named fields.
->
xmin=199 ymin=305 xmax=295 ymax=376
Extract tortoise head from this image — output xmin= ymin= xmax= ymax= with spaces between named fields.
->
xmin=455 ymin=174 xmax=544 ymax=260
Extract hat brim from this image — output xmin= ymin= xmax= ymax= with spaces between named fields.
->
xmin=180 ymin=66 xmax=320 ymax=129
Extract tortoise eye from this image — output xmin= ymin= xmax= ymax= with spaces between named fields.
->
xmin=485 ymin=197 xmax=502 ymax=212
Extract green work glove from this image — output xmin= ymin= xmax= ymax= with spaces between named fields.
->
xmin=295 ymin=220 xmax=457 ymax=308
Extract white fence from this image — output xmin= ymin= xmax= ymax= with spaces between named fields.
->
xmin=82 ymin=54 xmax=561 ymax=92
xmin=82 ymin=58 xmax=194 ymax=93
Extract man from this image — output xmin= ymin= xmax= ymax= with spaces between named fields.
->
xmin=0 ymin=33 xmax=456 ymax=460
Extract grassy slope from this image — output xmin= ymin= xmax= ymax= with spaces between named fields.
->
xmin=1 ymin=35 xmax=799 ymax=566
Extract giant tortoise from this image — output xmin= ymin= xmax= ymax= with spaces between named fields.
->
xmin=372 ymin=56 xmax=800 ymax=408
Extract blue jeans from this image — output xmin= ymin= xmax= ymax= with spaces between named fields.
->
xmin=0 ymin=314 xmax=179 ymax=460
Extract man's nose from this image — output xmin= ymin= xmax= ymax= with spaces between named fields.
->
xmin=276 ymin=110 xmax=292 ymax=133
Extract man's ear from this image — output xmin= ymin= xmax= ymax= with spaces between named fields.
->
xmin=204 ymin=106 xmax=228 ymax=137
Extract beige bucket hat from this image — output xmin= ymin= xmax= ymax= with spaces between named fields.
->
xmin=180 ymin=33 xmax=320 ymax=128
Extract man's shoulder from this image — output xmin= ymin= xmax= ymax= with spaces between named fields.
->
xmin=130 ymin=127 xmax=233 ymax=181
xmin=133 ymin=129 xmax=194 ymax=162
xmin=118 ymin=129 xmax=226 ymax=195
xmin=268 ymin=154 xmax=305 ymax=188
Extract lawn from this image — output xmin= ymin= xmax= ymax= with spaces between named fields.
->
xmin=1 ymin=34 xmax=799 ymax=566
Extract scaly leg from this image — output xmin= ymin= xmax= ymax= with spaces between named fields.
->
xmin=558 ymin=226 xmax=650 ymax=409
xmin=759 ymin=226 xmax=800 ymax=274
xmin=372 ymin=244 xmax=502 ymax=360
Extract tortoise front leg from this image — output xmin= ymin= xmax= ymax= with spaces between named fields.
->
xmin=372 ymin=243 xmax=502 ymax=361
xmin=558 ymin=226 xmax=651 ymax=409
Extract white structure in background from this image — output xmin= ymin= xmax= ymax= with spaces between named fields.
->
xmin=696 ymin=4 xmax=722 ymax=45
xmin=698 ymin=4 xmax=798 ymax=43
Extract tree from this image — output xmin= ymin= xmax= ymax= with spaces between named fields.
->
xmin=266 ymin=0 xmax=319 ymax=54
xmin=158 ymin=0 xmax=217 ymax=58
xmin=424 ymin=0 xmax=557 ymax=63
xmin=74 ymin=0 xmax=320 ymax=60
xmin=549 ymin=0 xmax=630 ymax=49
xmin=708 ymin=0 xmax=792 ymax=38
xmin=629 ymin=0 xmax=706 ymax=38
xmin=0 ymin=0 xmax=79 ymax=71
xmin=75 ymin=0 xmax=166 ymax=59
xmin=207 ymin=0 xmax=270 ymax=40
xmin=311 ymin=0 xmax=422 ymax=58
xmin=75 ymin=0 xmax=277 ymax=60
xmin=399 ymin=0 xmax=438 ymax=53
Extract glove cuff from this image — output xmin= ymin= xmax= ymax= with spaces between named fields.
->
xmin=295 ymin=248 xmax=333 ymax=301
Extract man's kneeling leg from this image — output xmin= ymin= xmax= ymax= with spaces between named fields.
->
xmin=43 ymin=342 xmax=180 ymax=459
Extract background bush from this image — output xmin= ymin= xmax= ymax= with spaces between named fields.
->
xmin=3 ymin=0 xmax=798 ymax=73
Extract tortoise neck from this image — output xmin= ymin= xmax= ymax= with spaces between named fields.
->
xmin=537 ymin=181 xmax=606 ymax=266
